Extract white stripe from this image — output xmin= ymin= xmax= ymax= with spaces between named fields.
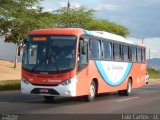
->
xmin=117 ymin=97 xmax=139 ymax=102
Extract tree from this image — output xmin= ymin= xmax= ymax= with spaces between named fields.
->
xmin=0 ymin=0 xmax=56 ymax=68
xmin=84 ymin=19 xmax=129 ymax=37
xmin=54 ymin=7 xmax=94 ymax=28
xmin=54 ymin=7 xmax=129 ymax=37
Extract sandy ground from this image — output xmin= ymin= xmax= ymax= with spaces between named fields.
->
xmin=0 ymin=60 xmax=21 ymax=81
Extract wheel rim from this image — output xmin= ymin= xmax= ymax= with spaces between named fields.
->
xmin=89 ymin=83 xmax=95 ymax=98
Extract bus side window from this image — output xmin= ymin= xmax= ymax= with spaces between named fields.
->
xmin=78 ymin=37 xmax=88 ymax=72
xmin=131 ymin=46 xmax=137 ymax=62
xmin=113 ymin=43 xmax=121 ymax=61
xmin=137 ymin=48 xmax=142 ymax=62
xmin=142 ymin=48 xmax=146 ymax=62
xmin=122 ymin=45 xmax=128 ymax=61
xmin=90 ymin=39 xmax=101 ymax=60
xmin=128 ymin=46 xmax=132 ymax=61
xmin=103 ymin=41 xmax=112 ymax=60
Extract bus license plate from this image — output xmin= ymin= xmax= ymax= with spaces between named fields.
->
xmin=39 ymin=89 xmax=48 ymax=93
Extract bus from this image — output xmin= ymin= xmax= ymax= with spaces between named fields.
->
xmin=21 ymin=28 xmax=146 ymax=102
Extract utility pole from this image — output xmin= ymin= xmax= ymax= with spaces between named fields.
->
xmin=67 ymin=0 xmax=71 ymax=14
xmin=67 ymin=0 xmax=71 ymax=8
xmin=67 ymin=0 xmax=71 ymax=27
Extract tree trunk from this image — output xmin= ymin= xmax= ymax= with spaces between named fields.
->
xmin=14 ymin=44 xmax=18 ymax=68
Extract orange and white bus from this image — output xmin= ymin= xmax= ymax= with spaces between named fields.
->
xmin=21 ymin=28 xmax=146 ymax=102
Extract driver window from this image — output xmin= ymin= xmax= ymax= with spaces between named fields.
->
xmin=78 ymin=37 xmax=88 ymax=71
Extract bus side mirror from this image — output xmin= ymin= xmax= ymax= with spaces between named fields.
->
xmin=82 ymin=45 xmax=87 ymax=55
xmin=18 ymin=46 xmax=24 ymax=56
xmin=17 ymin=39 xmax=27 ymax=56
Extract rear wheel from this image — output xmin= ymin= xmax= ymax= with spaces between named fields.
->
xmin=43 ymin=96 xmax=55 ymax=102
xmin=85 ymin=81 xmax=96 ymax=102
xmin=118 ymin=79 xmax=132 ymax=96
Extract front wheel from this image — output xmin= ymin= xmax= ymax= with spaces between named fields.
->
xmin=85 ymin=81 xmax=96 ymax=102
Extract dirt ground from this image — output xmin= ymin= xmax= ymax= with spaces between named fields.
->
xmin=0 ymin=60 xmax=21 ymax=81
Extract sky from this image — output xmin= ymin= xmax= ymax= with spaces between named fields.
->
xmin=40 ymin=0 xmax=160 ymax=58
xmin=0 ymin=0 xmax=160 ymax=61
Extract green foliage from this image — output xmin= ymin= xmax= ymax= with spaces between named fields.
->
xmin=0 ymin=0 xmax=56 ymax=43
xmin=55 ymin=7 xmax=129 ymax=37
xmin=147 ymin=68 xmax=160 ymax=79
xmin=55 ymin=7 xmax=94 ymax=28
xmin=84 ymin=19 xmax=129 ymax=37
xmin=0 ymin=80 xmax=20 ymax=91
xmin=0 ymin=0 xmax=39 ymax=19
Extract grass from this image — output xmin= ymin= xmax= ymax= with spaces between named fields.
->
xmin=0 ymin=80 xmax=20 ymax=91
xmin=147 ymin=68 xmax=160 ymax=79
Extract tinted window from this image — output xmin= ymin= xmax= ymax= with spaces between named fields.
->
xmin=122 ymin=45 xmax=128 ymax=61
xmin=113 ymin=43 xmax=121 ymax=61
xmin=78 ymin=38 xmax=88 ymax=71
xmin=142 ymin=48 xmax=146 ymax=62
xmin=128 ymin=46 xmax=132 ymax=61
xmin=137 ymin=48 xmax=142 ymax=62
xmin=103 ymin=41 xmax=112 ymax=60
xmin=90 ymin=39 xmax=101 ymax=59
xmin=131 ymin=47 xmax=137 ymax=62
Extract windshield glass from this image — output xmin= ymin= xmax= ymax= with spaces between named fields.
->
xmin=22 ymin=36 xmax=77 ymax=73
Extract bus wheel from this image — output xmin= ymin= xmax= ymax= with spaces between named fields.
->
xmin=44 ymin=96 xmax=55 ymax=102
xmin=118 ymin=79 xmax=132 ymax=96
xmin=85 ymin=81 xmax=96 ymax=102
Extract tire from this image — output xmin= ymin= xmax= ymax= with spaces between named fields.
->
xmin=118 ymin=90 xmax=123 ymax=96
xmin=118 ymin=79 xmax=132 ymax=96
xmin=85 ymin=81 xmax=96 ymax=102
xmin=44 ymin=96 xmax=55 ymax=102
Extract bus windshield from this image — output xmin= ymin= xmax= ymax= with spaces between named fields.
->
xmin=22 ymin=36 xmax=77 ymax=73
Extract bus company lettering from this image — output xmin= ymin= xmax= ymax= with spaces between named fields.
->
xmin=48 ymin=80 xmax=62 ymax=82
xmin=112 ymin=65 xmax=124 ymax=70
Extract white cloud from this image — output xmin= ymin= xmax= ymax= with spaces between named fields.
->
xmin=89 ymin=4 xmax=118 ymax=11
xmin=71 ymin=2 xmax=81 ymax=8
xmin=58 ymin=1 xmax=67 ymax=8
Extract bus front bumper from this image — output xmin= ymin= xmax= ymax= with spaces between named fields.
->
xmin=21 ymin=77 xmax=77 ymax=97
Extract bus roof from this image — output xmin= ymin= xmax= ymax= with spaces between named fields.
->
xmin=85 ymin=30 xmax=135 ymax=45
xmin=30 ymin=28 xmax=138 ymax=45
xmin=29 ymin=28 xmax=84 ymax=36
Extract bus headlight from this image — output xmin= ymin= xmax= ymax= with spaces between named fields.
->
xmin=61 ymin=78 xmax=73 ymax=86
xmin=22 ymin=77 xmax=30 ymax=84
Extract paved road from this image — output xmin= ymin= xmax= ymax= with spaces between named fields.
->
xmin=0 ymin=84 xmax=160 ymax=119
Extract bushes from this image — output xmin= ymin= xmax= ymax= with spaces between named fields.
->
xmin=147 ymin=68 xmax=160 ymax=79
